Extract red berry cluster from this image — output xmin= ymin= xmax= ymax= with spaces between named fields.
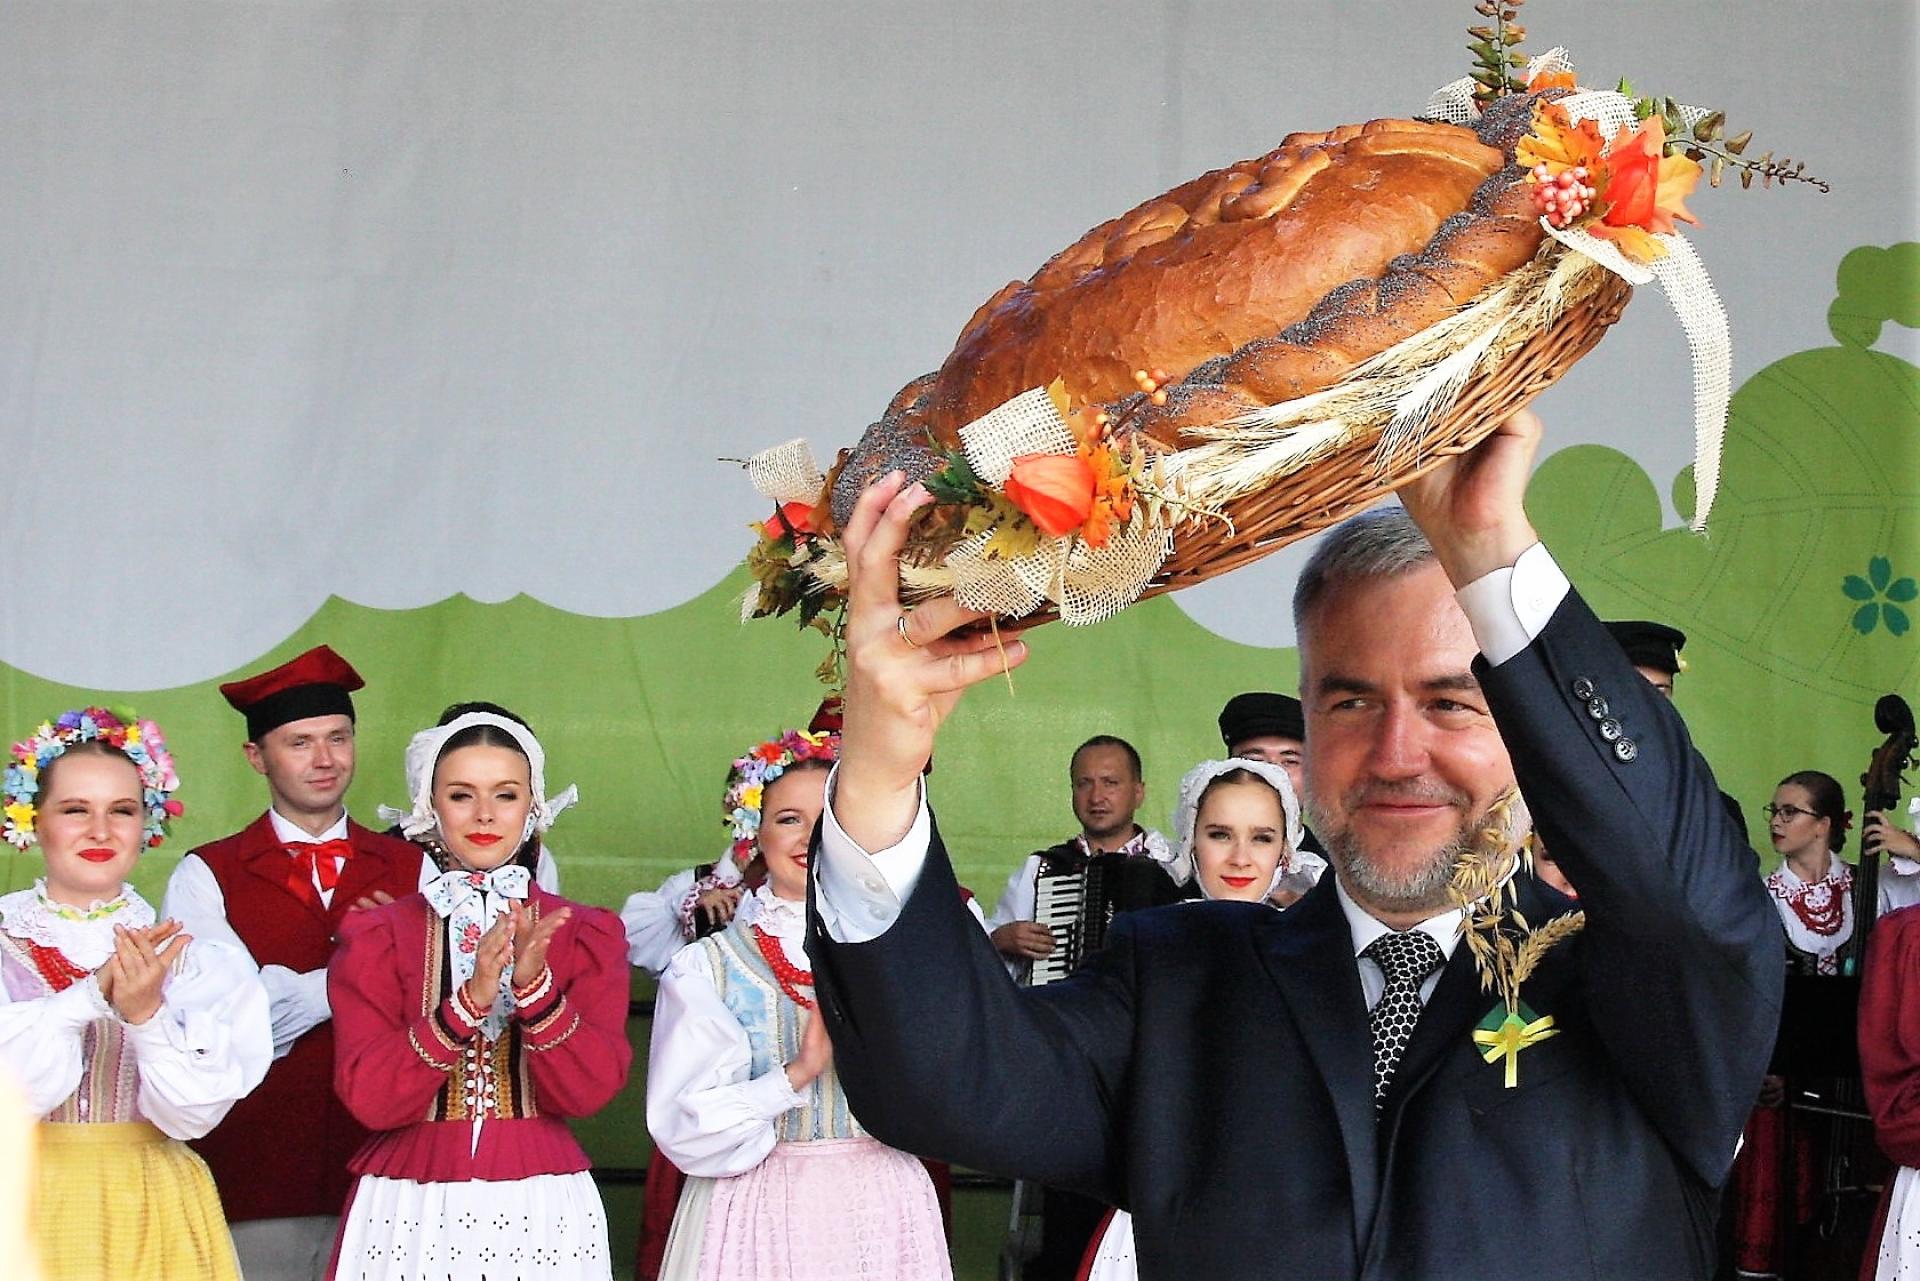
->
xmin=1529 ymin=163 xmax=1598 ymax=228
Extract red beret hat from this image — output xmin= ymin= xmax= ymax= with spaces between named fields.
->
xmin=219 ymin=645 xmax=364 ymax=741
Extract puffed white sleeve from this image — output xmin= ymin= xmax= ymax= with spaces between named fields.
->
xmin=126 ymin=936 xmax=273 ymax=1140
xmin=645 ymin=941 xmax=807 ymax=1178
xmin=167 ymin=853 xmax=328 ymax=1060
xmin=622 ymin=866 xmax=700 ymax=975
xmin=0 ymin=974 xmax=111 ymax=1117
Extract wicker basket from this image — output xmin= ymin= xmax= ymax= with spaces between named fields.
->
xmin=1021 ymin=269 xmax=1636 ymax=621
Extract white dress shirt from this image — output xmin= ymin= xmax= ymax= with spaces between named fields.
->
xmin=813 ymin=541 xmax=1572 ymax=969
xmin=163 ymin=809 xmax=358 ymax=1059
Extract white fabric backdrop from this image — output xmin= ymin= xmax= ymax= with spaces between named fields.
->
xmin=3 ymin=0 xmax=1912 ymax=686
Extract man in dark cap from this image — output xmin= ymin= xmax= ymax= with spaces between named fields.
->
xmin=1219 ymin=690 xmax=1324 ymax=857
xmin=1603 ymin=619 xmax=1688 ymax=699
xmin=162 ymin=644 xmax=423 ymax=1281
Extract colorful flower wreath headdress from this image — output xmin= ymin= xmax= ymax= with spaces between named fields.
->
xmin=722 ymin=728 xmax=839 ymax=861
xmin=4 ymin=707 xmax=183 ymax=851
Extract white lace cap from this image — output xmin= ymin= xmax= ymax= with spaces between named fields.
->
xmin=1171 ymin=759 xmax=1309 ymax=900
xmin=377 ymin=713 xmax=579 ymax=841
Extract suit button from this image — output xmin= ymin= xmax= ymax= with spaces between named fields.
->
xmin=1587 ymin=696 xmax=1610 ymax=720
xmin=1572 ymin=677 xmax=1595 ymax=700
xmin=1614 ymin=738 xmax=1639 ymax=763
xmin=1598 ymin=717 xmax=1623 ymax=742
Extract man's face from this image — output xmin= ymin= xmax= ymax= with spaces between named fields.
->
xmin=1071 ymin=745 xmax=1145 ymax=845
xmin=1300 ymin=563 xmax=1516 ymax=920
xmin=244 ymin=714 xmax=356 ymax=819
xmin=1633 ymin=664 xmax=1675 ymax=699
xmin=1230 ymin=734 xmax=1306 ymax=800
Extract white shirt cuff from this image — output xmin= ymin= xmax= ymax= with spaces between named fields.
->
xmin=746 ymin=1067 xmax=810 ymax=1117
xmin=815 ymin=764 xmax=931 ymax=943
xmin=1453 ymin=541 xmax=1570 ymax=667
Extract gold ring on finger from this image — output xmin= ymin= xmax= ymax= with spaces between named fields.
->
xmin=896 ymin=612 xmax=920 ymax=649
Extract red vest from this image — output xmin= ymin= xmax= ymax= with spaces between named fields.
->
xmin=188 ymin=813 xmax=423 ymax=1221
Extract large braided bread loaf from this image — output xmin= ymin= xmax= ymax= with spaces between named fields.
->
xmin=832 ymin=94 xmax=1550 ymax=524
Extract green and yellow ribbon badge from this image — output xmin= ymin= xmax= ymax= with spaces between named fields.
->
xmin=1449 ymin=800 xmax=1587 ymax=1090
xmin=1474 ymin=1001 xmax=1559 ymax=1089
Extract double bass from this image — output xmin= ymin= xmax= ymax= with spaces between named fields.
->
xmin=1780 ymin=694 xmax=1915 ymax=1278
xmin=1845 ymin=693 xmax=1918 ymax=974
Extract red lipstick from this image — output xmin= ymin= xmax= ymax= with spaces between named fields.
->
xmin=77 ymin=847 xmax=119 ymax=863
xmin=1220 ymin=875 xmax=1257 ymax=889
xmin=466 ymin=833 xmax=504 ymax=847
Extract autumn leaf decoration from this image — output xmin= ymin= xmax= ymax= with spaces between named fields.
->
xmin=1478 ymin=5 xmax=1825 ymax=266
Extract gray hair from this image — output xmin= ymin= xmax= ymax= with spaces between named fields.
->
xmin=1290 ymin=506 xmax=1436 ymax=634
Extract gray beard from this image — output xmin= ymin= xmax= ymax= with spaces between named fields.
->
xmin=1312 ymin=807 xmax=1475 ymax=918
xmin=1313 ymin=792 xmax=1530 ymax=917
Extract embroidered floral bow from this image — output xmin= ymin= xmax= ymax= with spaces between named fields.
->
xmin=425 ymin=865 xmax=531 ymax=1039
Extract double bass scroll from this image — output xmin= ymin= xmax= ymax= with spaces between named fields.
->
xmin=1844 ymin=693 xmax=1917 ymax=975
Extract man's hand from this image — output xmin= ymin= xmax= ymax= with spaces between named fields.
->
xmin=348 ymin=889 xmax=395 ymax=913
xmin=836 ymin=471 xmax=1029 ymax=851
xmin=693 ymin=886 xmax=743 ymax=928
xmin=1397 ymin=407 xmax=1545 ymax=588
xmin=991 ymin=921 xmax=1058 ymax=961
xmin=1866 ymin=811 xmax=1920 ymax=861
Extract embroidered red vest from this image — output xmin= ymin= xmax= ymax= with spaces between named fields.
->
xmin=188 ymin=813 xmax=423 ymax=1221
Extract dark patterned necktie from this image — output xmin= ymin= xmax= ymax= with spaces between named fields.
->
xmin=1362 ymin=929 xmax=1446 ymax=1108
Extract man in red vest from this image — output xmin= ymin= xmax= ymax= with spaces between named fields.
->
xmin=163 ymin=645 xmax=424 ymax=1281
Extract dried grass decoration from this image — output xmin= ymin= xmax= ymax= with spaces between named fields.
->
xmin=1451 ymin=789 xmax=1586 ymax=1088
xmin=737 ymin=5 xmax=1822 ymax=684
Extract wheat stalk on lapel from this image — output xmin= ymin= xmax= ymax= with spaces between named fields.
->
xmin=1450 ymin=789 xmax=1586 ymax=1014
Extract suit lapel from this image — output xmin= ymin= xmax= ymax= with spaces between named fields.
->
xmin=1255 ymin=878 xmax=1381 ymax=1248
xmin=1387 ymin=876 xmax=1574 ymax=1113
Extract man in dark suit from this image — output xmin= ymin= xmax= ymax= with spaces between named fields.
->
xmin=806 ymin=411 xmax=1781 ymax=1279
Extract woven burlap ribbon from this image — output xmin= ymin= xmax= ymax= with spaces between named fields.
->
xmin=1428 ymin=50 xmax=1730 ymax=531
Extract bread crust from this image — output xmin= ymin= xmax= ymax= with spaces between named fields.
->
xmin=831 ymin=98 xmax=1552 ymax=521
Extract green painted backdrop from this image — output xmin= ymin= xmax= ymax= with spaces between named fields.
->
xmin=0 ymin=244 xmax=1915 ymax=1272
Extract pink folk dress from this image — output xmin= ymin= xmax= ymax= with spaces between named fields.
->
xmin=646 ymin=886 xmax=950 ymax=1280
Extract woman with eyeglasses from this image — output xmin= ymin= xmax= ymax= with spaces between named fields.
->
xmin=1724 ymin=770 xmax=1858 ymax=1280
xmin=1762 ymin=770 xmax=1855 ymax=976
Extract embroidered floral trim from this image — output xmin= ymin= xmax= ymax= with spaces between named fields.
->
xmin=0 ymin=882 xmax=155 ymax=970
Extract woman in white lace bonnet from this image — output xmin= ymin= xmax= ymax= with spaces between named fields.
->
xmin=328 ymin=708 xmax=632 ymax=1280
xmin=1174 ymin=757 xmax=1326 ymax=907
xmin=1079 ymin=755 xmax=1328 ymax=1281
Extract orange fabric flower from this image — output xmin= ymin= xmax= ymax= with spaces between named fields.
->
xmin=1527 ymin=68 xmax=1578 ymax=93
xmin=1005 ymin=453 xmax=1096 ymax=539
xmin=1079 ymin=442 xmax=1135 ymax=548
xmin=1591 ymin=116 xmax=1701 ymax=261
xmin=760 ymin=500 xmax=815 ymax=540
xmin=1516 ymin=101 xmax=1606 ymax=178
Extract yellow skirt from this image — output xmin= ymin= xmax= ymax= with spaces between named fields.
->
xmin=36 ymin=1121 xmax=241 ymax=1281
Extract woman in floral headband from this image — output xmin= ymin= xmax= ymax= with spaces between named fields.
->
xmin=0 ymin=707 xmax=271 ymax=1281
xmin=622 ymin=728 xmax=841 ymax=982
xmin=326 ymin=710 xmax=631 ymax=1280
xmin=646 ymin=727 xmax=951 ymax=1280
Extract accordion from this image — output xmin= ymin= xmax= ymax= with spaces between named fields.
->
xmin=1028 ymin=845 xmax=1186 ymax=986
